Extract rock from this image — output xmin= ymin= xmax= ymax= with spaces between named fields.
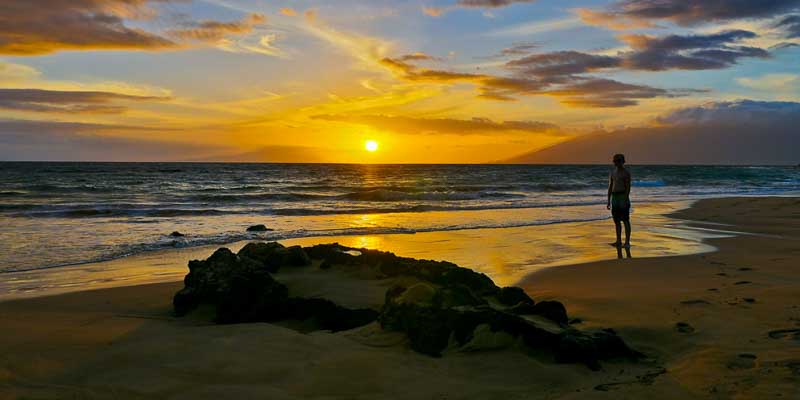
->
xmin=554 ymin=329 xmax=642 ymax=371
xmin=497 ymin=286 xmax=535 ymax=307
xmin=379 ymin=284 xmax=636 ymax=366
xmin=169 ymin=231 xmax=185 ymax=237
xmin=304 ymin=244 xmax=499 ymax=296
xmin=530 ymin=300 xmax=569 ymax=325
xmin=284 ymin=298 xmax=378 ymax=332
xmin=509 ymin=302 xmax=538 ymax=315
xmin=285 ymin=245 xmax=311 ymax=266
xmin=459 ymin=324 xmax=516 ymax=352
xmin=246 ymin=224 xmax=271 ymax=232
xmin=173 ymin=248 xmax=289 ymax=320
xmin=174 ymin=242 xmax=641 ymax=370
xmin=174 ymin=246 xmax=375 ymax=329
xmin=432 ymin=284 xmax=487 ymax=309
xmin=215 ymin=265 xmax=289 ymax=324
xmin=237 ymin=242 xmax=288 ymax=272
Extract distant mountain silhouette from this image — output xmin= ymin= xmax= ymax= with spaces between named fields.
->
xmin=189 ymin=146 xmax=323 ymax=163
xmin=501 ymin=100 xmax=800 ymax=165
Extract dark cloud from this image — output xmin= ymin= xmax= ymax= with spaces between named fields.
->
xmin=312 ymin=114 xmax=562 ymax=135
xmin=0 ymin=0 xmax=267 ymax=55
xmin=620 ymin=30 xmax=771 ymax=70
xmin=456 ymin=0 xmax=536 ymax=8
xmin=548 ymin=79 xmax=669 ymax=108
xmin=493 ymin=42 xmax=539 ymax=58
xmin=578 ymin=0 xmax=800 ymax=29
xmin=0 ymin=0 xmax=176 ymax=55
xmin=776 ymin=14 xmax=800 ymax=38
xmin=657 ymin=99 xmax=800 ymax=125
xmin=166 ymin=13 xmax=265 ymax=42
xmin=506 ymin=51 xmax=621 ymax=78
xmin=424 ymin=0 xmax=535 ymax=16
xmin=381 ymin=53 xmax=690 ymax=107
xmin=0 ymin=88 xmax=170 ymax=114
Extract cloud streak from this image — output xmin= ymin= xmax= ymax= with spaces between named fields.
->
xmin=166 ymin=13 xmax=266 ymax=42
xmin=0 ymin=88 xmax=170 ymax=114
xmin=424 ymin=0 xmax=536 ymax=17
xmin=312 ymin=114 xmax=561 ymax=135
xmin=578 ymin=0 xmax=800 ymax=30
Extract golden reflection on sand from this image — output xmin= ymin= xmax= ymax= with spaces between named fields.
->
xmin=0 ymin=201 xmax=728 ymax=299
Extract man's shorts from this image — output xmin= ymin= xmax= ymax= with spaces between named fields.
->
xmin=611 ymin=193 xmax=630 ymax=222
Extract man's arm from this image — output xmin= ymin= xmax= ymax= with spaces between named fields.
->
xmin=607 ymin=174 xmax=613 ymax=209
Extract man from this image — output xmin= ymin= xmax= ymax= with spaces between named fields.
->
xmin=607 ymin=153 xmax=631 ymax=248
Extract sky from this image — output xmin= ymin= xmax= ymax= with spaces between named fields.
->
xmin=0 ymin=0 xmax=799 ymax=163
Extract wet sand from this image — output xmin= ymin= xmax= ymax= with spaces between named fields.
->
xmin=1 ymin=197 xmax=799 ymax=399
xmin=2 ymin=201 xmax=717 ymax=300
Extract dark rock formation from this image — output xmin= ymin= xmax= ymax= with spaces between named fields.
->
xmin=497 ymin=286 xmax=535 ymax=307
xmin=169 ymin=231 xmax=185 ymax=237
xmin=284 ymin=298 xmax=379 ymax=332
xmin=529 ymin=301 xmax=569 ymax=325
xmin=174 ymin=242 xmax=642 ymax=370
xmin=236 ymin=242 xmax=311 ymax=273
xmin=246 ymin=224 xmax=272 ymax=232
xmin=378 ymin=283 xmax=640 ymax=368
xmin=173 ymin=248 xmax=288 ymax=320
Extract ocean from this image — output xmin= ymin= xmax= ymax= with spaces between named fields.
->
xmin=1 ymin=162 xmax=799 ymax=274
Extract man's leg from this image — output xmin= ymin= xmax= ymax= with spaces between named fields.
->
xmin=614 ymin=220 xmax=622 ymax=246
xmin=623 ymin=220 xmax=631 ymax=247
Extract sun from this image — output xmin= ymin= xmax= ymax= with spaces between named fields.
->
xmin=365 ymin=140 xmax=379 ymax=152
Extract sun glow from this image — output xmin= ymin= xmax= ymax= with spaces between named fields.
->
xmin=365 ymin=140 xmax=379 ymax=152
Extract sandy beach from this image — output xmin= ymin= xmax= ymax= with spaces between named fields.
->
xmin=1 ymin=197 xmax=799 ymax=399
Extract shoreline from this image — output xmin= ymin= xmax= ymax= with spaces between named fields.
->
xmin=0 ymin=199 xmax=720 ymax=301
xmin=0 ymin=196 xmax=798 ymax=398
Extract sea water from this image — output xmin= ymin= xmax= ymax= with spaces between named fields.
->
xmin=1 ymin=163 xmax=798 ymax=275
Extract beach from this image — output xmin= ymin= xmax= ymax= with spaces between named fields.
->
xmin=1 ymin=196 xmax=799 ymax=399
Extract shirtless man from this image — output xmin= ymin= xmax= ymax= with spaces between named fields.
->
xmin=607 ymin=154 xmax=631 ymax=248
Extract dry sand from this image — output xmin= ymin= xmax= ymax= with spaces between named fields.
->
xmin=1 ymin=197 xmax=799 ymax=399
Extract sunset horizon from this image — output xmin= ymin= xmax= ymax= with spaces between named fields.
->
xmin=2 ymin=1 xmax=799 ymax=164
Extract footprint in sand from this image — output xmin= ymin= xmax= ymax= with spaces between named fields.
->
xmin=716 ymin=272 xmax=729 ymax=277
xmin=726 ymin=298 xmax=756 ymax=306
xmin=768 ymin=329 xmax=800 ymax=341
xmin=680 ymin=299 xmax=711 ymax=305
xmin=675 ymin=322 xmax=694 ymax=333
xmin=727 ymin=354 xmax=757 ymax=370
xmin=734 ymin=281 xmax=752 ymax=285
xmin=738 ymin=267 xmax=754 ymax=271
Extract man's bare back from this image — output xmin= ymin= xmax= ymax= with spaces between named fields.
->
xmin=610 ymin=167 xmax=631 ymax=194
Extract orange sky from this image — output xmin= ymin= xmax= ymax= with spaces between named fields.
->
xmin=0 ymin=0 xmax=798 ymax=162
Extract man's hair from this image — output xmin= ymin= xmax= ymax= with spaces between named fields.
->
xmin=613 ymin=154 xmax=625 ymax=164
